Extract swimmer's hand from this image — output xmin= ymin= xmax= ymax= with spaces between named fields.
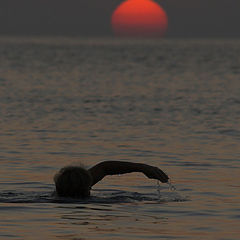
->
xmin=89 ymin=161 xmax=169 ymax=186
xmin=142 ymin=165 xmax=169 ymax=183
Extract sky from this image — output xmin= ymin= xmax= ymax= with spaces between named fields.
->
xmin=0 ymin=0 xmax=239 ymax=38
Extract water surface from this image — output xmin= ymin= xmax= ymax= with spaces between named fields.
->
xmin=0 ymin=37 xmax=240 ymax=239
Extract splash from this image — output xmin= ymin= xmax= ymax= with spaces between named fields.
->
xmin=156 ymin=179 xmax=178 ymax=201
xmin=157 ymin=180 xmax=161 ymax=200
xmin=167 ymin=179 xmax=176 ymax=191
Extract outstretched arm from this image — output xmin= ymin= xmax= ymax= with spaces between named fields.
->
xmin=88 ymin=161 xmax=169 ymax=186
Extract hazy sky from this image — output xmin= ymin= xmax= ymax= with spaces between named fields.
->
xmin=1 ymin=0 xmax=239 ymax=38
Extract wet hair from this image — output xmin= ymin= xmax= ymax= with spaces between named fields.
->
xmin=54 ymin=166 xmax=93 ymax=198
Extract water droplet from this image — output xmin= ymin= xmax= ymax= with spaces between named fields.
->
xmin=167 ymin=179 xmax=176 ymax=191
xmin=157 ymin=180 xmax=161 ymax=200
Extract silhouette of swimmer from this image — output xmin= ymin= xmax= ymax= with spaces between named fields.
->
xmin=54 ymin=161 xmax=169 ymax=198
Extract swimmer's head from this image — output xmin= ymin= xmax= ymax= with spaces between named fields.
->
xmin=54 ymin=166 xmax=92 ymax=198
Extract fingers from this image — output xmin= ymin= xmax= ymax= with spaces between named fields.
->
xmin=144 ymin=166 xmax=169 ymax=183
xmin=154 ymin=167 xmax=169 ymax=183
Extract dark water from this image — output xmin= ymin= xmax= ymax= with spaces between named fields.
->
xmin=0 ymin=37 xmax=240 ymax=239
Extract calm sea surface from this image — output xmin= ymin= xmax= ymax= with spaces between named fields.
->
xmin=0 ymin=37 xmax=239 ymax=239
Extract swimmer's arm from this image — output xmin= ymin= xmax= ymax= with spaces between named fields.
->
xmin=89 ymin=161 xmax=169 ymax=186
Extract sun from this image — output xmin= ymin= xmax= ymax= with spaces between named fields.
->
xmin=111 ymin=0 xmax=168 ymax=38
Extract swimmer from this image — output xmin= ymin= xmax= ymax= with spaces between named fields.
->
xmin=54 ymin=161 xmax=169 ymax=198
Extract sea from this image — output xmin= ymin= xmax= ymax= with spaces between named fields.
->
xmin=0 ymin=36 xmax=239 ymax=239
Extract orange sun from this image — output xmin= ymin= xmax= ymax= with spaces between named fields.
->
xmin=111 ymin=0 xmax=168 ymax=38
